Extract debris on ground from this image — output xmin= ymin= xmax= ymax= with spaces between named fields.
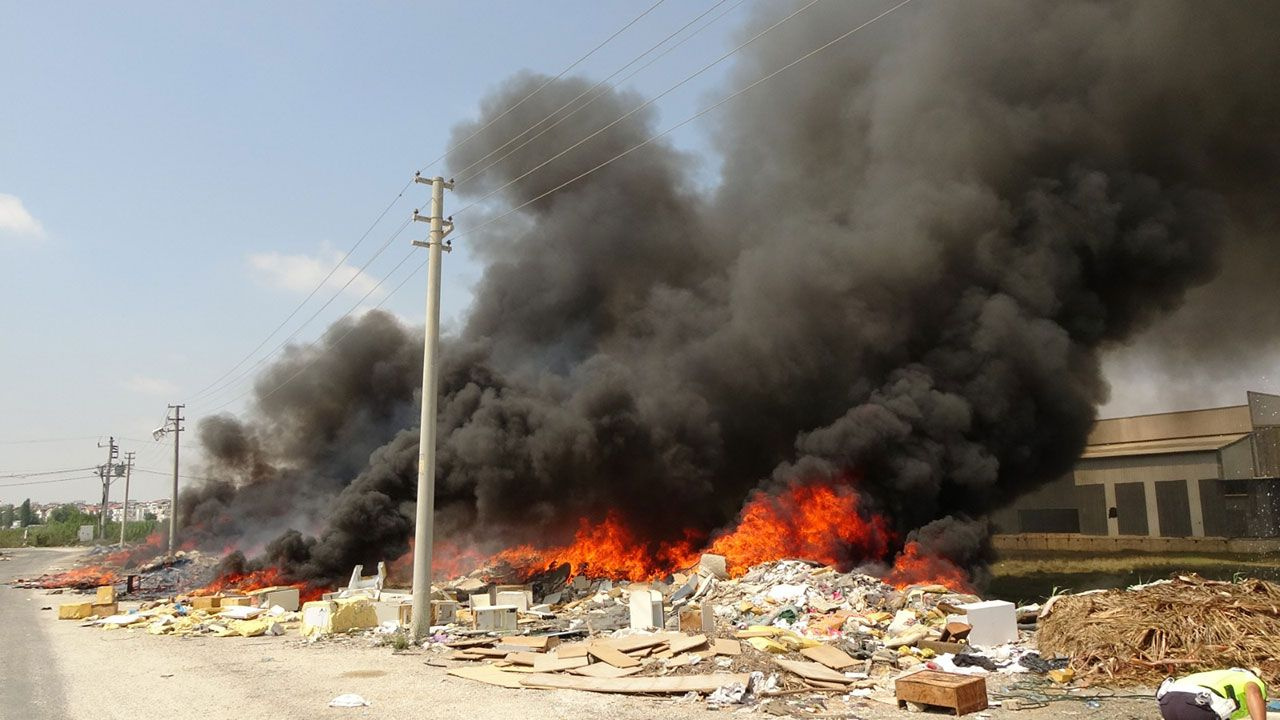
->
xmin=1037 ymin=573 xmax=1280 ymax=686
xmin=22 ymin=542 xmax=1278 ymax=712
xmin=328 ymin=693 xmax=371 ymax=708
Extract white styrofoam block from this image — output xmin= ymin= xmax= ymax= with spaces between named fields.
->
xmin=469 ymin=593 xmax=492 ymax=609
xmin=629 ymin=589 xmax=663 ymax=630
xmin=959 ymin=600 xmax=1017 ymax=647
xmin=474 ymin=605 xmax=518 ymax=633
xmin=495 ymin=590 xmax=530 ymax=611
xmin=261 ymin=588 xmax=300 ymax=612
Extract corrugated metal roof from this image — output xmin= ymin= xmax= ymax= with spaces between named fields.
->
xmin=1088 ymin=406 xmax=1252 ymax=445
xmin=1081 ymin=433 xmax=1250 ymax=459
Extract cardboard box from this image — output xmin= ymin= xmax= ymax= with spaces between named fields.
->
xmin=58 ymin=602 xmax=94 ymax=620
xmin=95 ymin=585 xmax=116 ymax=604
xmin=220 ymin=595 xmax=254 ymax=607
xmin=91 ymin=602 xmax=118 ymax=617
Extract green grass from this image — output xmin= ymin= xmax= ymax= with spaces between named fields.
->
xmin=0 ymin=520 xmax=158 ymax=548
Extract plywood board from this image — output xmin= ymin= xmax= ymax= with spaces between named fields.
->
xmin=532 ymin=655 xmax=591 ymax=672
xmin=446 ymin=637 xmax=497 ymax=649
xmin=569 ymin=664 xmax=644 ymax=679
xmin=446 ymin=665 xmax=526 ymax=689
xmin=800 ymin=644 xmax=858 ymax=670
xmin=774 ymin=658 xmax=853 ymax=684
xmin=503 ymin=651 xmax=540 ymax=666
xmin=554 ymin=642 xmax=591 ymax=659
xmin=519 ymin=672 xmax=752 ymax=694
xmin=500 ymin=635 xmax=559 ymax=651
xmin=712 ymin=638 xmax=742 ymax=656
xmin=610 ymin=633 xmax=679 ymax=654
xmin=587 ymin=644 xmax=641 ymax=668
xmin=668 ymin=633 xmax=708 ymax=655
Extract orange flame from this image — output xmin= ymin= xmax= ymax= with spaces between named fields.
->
xmin=191 ymin=565 xmax=327 ymax=603
xmin=707 ymin=482 xmax=893 ymax=575
xmin=411 ymin=476 xmax=972 ymax=591
xmin=885 ymin=540 xmax=974 ymax=593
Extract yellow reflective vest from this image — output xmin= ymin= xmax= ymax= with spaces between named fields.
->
xmin=1183 ymin=669 xmax=1267 ymax=720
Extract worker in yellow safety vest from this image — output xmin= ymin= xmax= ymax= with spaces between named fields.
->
xmin=1157 ymin=668 xmax=1267 ymax=720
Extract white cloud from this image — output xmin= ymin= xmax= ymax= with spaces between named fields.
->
xmin=0 ymin=193 xmax=45 ymax=239
xmin=122 ymin=375 xmax=179 ymax=396
xmin=247 ymin=250 xmax=383 ymax=299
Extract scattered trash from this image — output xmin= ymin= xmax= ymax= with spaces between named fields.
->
xmin=328 ymin=694 xmax=371 ymax=708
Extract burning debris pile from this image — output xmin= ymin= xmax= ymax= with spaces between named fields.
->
xmin=1037 ymin=575 xmax=1280 ymax=686
xmin=169 ymin=0 xmax=1280 ymax=596
xmin=12 ymin=535 xmax=220 ymax=597
xmin=429 ymin=555 xmax=1050 ymax=696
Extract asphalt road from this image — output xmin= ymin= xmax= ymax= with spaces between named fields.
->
xmin=0 ymin=548 xmax=79 ymax=720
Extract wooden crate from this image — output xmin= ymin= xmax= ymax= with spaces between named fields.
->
xmin=895 ymin=670 xmax=988 ymax=716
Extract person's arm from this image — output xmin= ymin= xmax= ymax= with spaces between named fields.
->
xmin=1244 ymin=681 xmax=1265 ymax=720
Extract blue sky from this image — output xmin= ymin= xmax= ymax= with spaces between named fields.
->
xmin=0 ymin=0 xmax=742 ymax=503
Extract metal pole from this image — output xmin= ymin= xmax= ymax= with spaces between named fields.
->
xmin=120 ymin=452 xmax=134 ymax=546
xmin=410 ymin=175 xmax=453 ymax=640
xmin=168 ymin=404 xmax=184 ymax=554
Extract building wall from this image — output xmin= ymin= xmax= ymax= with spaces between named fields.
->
xmin=989 ymin=473 xmax=1079 ymax=533
xmin=1221 ymin=437 xmax=1256 ymax=480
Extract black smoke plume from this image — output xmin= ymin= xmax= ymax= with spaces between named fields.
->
xmin=185 ymin=1 xmax=1280 ymax=584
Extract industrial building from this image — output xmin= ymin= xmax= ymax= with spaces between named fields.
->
xmin=993 ymin=391 xmax=1280 ymax=538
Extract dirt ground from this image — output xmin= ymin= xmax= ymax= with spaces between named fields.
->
xmin=5 ymin=548 xmax=1160 ymax=720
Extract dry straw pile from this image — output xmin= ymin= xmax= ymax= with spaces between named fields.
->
xmin=1038 ymin=574 xmax=1280 ymax=686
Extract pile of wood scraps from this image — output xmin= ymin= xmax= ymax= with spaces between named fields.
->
xmin=442 ymin=628 xmax=882 ymax=697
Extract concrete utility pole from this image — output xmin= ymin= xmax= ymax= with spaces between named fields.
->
xmin=97 ymin=437 xmax=118 ymax=539
xmin=165 ymin=404 xmax=184 ymax=554
xmin=119 ymin=451 xmax=135 ymax=546
xmin=409 ymin=173 xmax=453 ymax=640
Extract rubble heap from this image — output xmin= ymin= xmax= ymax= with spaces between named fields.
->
xmin=13 ymin=549 xmax=219 ymax=596
xmin=1038 ymin=574 xmax=1280 ymax=686
xmin=424 ymin=557 xmax=1054 ymax=700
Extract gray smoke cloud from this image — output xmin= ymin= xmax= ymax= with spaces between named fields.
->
xmin=186 ymin=0 xmax=1280 ymax=583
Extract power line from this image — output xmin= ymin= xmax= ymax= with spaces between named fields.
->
xmin=188 ymin=216 xmax=414 ymax=405
xmin=0 ymin=467 xmax=97 ymax=479
xmin=191 ymin=0 xmax=912 ymax=418
xmin=183 ymin=2 xmax=676 ymax=410
xmin=184 ymin=183 xmax=415 ymax=402
xmin=451 ymin=0 xmax=745 ymax=185
xmin=449 ymin=0 xmax=914 ymax=245
xmin=133 ymin=467 xmax=213 ymax=483
xmin=0 ymin=471 xmax=96 ymax=488
xmin=205 ymin=246 xmax=427 ymax=414
xmin=0 ymin=435 xmax=99 ymax=446
xmin=415 ymin=0 xmax=670 ymax=177
xmin=447 ymin=0 xmax=824 ymax=220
